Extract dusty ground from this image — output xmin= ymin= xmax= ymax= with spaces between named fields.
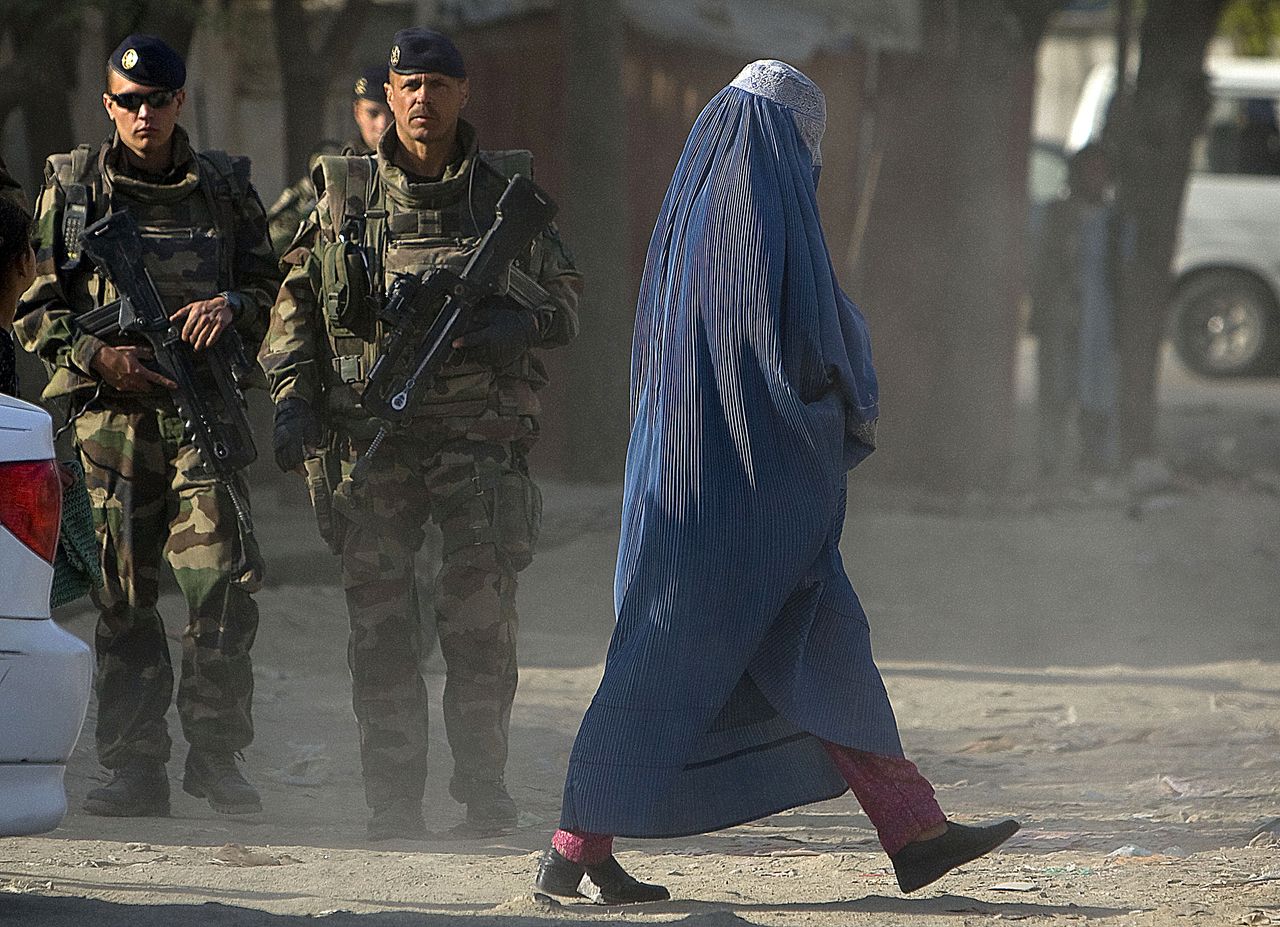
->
xmin=3 ymin=348 xmax=1279 ymax=926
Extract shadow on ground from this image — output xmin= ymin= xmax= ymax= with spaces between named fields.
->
xmin=2 ymin=893 xmax=1129 ymax=926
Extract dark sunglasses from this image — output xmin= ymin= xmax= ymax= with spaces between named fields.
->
xmin=107 ymin=89 xmax=177 ymax=111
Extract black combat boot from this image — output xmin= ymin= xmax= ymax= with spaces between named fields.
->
xmin=182 ymin=749 xmax=262 ymax=814
xmin=536 ymin=847 xmax=671 ymax=904
xmin=367 ymin=798 xmax=428 ymax=842
xmin=83 ymin=761 xmax=170 ymax=817
xmin=890 ymin=819 xmax=1021 ymax=894
xmin=450 ymin=775 xmax=518 ymax=835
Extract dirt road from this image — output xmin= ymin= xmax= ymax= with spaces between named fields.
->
xmin=3 ymin=352 xmax=1279 ymax=926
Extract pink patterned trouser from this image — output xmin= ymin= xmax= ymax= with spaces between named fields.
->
xmin=553 ymin=741 xmax=946 ymax=864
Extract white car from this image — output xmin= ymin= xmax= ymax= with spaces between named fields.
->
xmin=1071 ymin=59 xmax=1280 ymax=376
xmin=0 ymin=393 xmax=93 ymax=835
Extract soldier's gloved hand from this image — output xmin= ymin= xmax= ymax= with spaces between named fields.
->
xmin=452 ymin=307 xmax=539 ymax=369
xmin=273 ymin=397 xmax=323 ymax=473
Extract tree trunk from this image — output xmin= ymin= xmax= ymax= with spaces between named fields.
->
xmin=18 ymin=84 xmax=75 ymax=187
xmin=104 ymin=0 xmax=200 ymax=59
xmin=858 ymin=1 xmax=1064 ymax=491
xmin=271 ymin=0 xmax=374 ymax=182
xmin=2 ymin=2 xmax=83 ymax=185
xmin=1110 ymin=0 xmax=1229 ymax=463
xmin=559 ymin=0 xmax=631 ymax=481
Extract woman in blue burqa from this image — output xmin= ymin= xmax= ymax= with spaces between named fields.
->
xmin=535 ymin=61 xmax=1019 ymax=904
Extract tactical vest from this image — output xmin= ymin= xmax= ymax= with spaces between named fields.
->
xmin=49 ymin=142 xmax=250 ymax=327
xmin=312 ymin=149 xmax=534 ymax=397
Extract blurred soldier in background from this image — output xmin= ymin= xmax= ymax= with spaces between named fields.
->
xmin=349 ymin=64 xmax=396 ymax=154
xmin=261 ymin=28 xmax=581 ymax=841
xmin=266 ymin=65 xmax=393 ymax=254
xmin=15 ymin=34 xmax=279 ymax=818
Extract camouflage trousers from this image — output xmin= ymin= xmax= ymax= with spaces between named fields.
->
xmin=75 ymin=399 xmax=261 ymax=769
xmin=333 ymin=411 xmax=541 ymax=810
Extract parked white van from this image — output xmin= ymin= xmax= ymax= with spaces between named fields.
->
xmin=1070 ymin=59 xmax=1280 ymax=376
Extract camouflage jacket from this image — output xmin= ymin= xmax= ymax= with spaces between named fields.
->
xmin=15 ymin=127 xmax=280 ymax=401
xmin=266 ymin=139 xmax=371 ymax=257
xmin=260 ymin=120 xmax=582 ymax=430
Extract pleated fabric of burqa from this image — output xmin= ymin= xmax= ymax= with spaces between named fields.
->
xmin=559 ymin=61 xmax=904 ymax=838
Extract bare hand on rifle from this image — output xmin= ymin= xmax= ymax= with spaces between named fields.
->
xmin=91 ymin=344 xmax=178 ymax=392
xmin=171 ymin=295 xmax=233 ymax=351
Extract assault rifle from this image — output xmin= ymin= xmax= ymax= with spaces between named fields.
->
xmin=353 ymin=173 xmax=557 ymax=480
xmin=76 ymin=210 xmax=258 ymax=538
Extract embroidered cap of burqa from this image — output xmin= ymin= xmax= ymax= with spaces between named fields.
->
xmin=559 ymin=61 xmax=904 ymax=838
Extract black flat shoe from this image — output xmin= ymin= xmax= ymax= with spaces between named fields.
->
xmin=535 ymin=847 xmax=586 ymax=897
xmin=890 ymin=819 xmax=1021 ymax=894
xmin=535 ymin=847 xmax=670 ymax=904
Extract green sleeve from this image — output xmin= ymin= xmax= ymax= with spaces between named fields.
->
xmin=258 ymin=206 xmax=326 ymax=407
xmin=13 ymin=169 xmax=108 ymax=380
xmin=528 ymin=221 xmax=583 ymax=349
xmin=226 ymin=170 xmax=284 ymax=356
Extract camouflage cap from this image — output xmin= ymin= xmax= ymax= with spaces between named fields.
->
xmin=109 ymin=34 xmax=186 ymax=89
xmin=388 ymin=28 xmax=465 ymax=78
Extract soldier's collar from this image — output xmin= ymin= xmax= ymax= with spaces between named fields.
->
xmin=378 ymin=119 xmax=479 ymax=205
xmin=105 ymin=125 xmax=200 ymax=200
xmin=106 ymin=125 xmax=194 ymax=180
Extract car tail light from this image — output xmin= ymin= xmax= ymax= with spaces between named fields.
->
xmin=0 ymin=459 xmax=62 ymax=563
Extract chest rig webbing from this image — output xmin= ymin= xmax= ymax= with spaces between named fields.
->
xmin=50 ymin=142 xmax=246 ymax=317
xmin=314 ymin=150 xmax=533 ymax=389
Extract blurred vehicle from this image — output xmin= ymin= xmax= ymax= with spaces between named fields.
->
xmin=0 ymin=393 xmax=93 ymax=836
xmin=1071 ymin=59 xmax=1280 ymax=377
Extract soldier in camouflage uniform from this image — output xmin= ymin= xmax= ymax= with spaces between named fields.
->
xmin=15 ymin=35 xmax=279 ymax=817
xmin=266 ymin=65 xmax=393 ymax=255
xmin=261 ymin=28 xmax=581 ymax=840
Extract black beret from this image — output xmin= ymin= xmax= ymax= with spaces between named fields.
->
xmin=109 ymin=34 xmax=186 ymax=90
xmin=353 ymin=65 xmax=389 ymax=102
xmin=388 ymin=28 xmax=465 ymax=78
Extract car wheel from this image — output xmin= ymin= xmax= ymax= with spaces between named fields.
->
xmin=1171 ymin=270 xmax=1279 ymax=377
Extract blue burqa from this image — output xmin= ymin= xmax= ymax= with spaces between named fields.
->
xmin=559 ymin=61 xmax=903 ymax=838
